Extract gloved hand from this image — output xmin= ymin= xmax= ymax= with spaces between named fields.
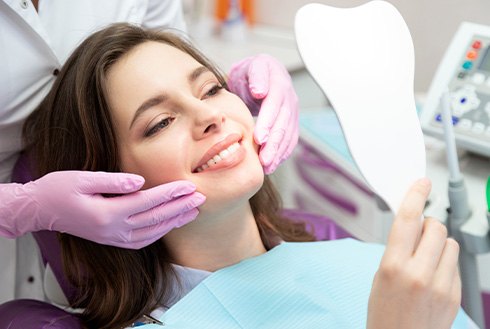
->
xmin=228 ymin=54 xmax=299 ymax=175
xmin=0 ymin=171 xmax=205 ymax=249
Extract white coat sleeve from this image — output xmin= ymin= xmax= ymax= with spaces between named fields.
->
xmin=141 ymin=0 xmax=187 ymax=32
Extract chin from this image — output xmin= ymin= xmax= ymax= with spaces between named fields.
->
xmin=196 ymin=161 xmax=264 ymax=213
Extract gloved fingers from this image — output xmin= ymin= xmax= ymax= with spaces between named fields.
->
xmin=127 ymin=192 xmax=205 ymax=229
xmin=254 ymin=86 xmax=283 ymax=144
xmin=115 ymin=180 xmax=198 ymax=215
xmin=129 ymin=208 xmax=200 ymax=247
xmin=265 ymin=99 xmax=299 ymax=174
xmin=259 ymin=100 xmax=290 ymax=173
xmin=247 ymin=56 xmax=270 ymax=98
xmin=227 ymin=57 xmax=250 ymax=93
xmin=77 ymin=171 xmax=146 ymax=194
xmin=283 ymin=123 xmax=299 ymax=166
xmin=285 ymin=99 xmax=299 ymax=153
xmin=263 ymin=125 xmax=298 ymax=175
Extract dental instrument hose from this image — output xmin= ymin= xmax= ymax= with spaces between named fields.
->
xmin=441 ymin=91 xmax=483 ymax=328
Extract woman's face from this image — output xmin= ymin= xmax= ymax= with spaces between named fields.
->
xmin=106 ymin=41 xmax=264 ymax=213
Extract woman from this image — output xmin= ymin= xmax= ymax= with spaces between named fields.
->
xmin=1 ymin=0 xmax=298 ymax=305
xmin=23 ymin=24 xmax=469 ymax=329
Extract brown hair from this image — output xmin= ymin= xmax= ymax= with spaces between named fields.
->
xmin=23 ymin=23 xmax=314 ymax=328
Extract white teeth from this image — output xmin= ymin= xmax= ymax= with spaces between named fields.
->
xmin=219 ymin=149 xmax=230 ymax=159
xmin=228 ymin=143 xmax=239 ymax=152
xmin=196 ymin=142 xmax=241 ymax=173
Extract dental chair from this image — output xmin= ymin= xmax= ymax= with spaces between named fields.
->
xmin=0 ymin=154 xmax=352 ymax=329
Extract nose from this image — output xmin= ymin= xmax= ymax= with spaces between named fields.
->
xmin=191 ymin=101 xmax=225 ymax=140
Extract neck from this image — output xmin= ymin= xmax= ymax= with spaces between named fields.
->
xmin=163 ymin=202 xmax=266 ymax=272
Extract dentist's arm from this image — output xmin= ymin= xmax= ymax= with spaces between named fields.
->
xmin=367 ymin=179 xmax=461 ymax=329
xmin=228 ymin=54 xmax=299 ymax=174
xmin=0 ymin=171 xmax=205 ymax=249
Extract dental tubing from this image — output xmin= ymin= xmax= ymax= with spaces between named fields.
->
xmin=441 ymin=91 xmax=482 ymax=327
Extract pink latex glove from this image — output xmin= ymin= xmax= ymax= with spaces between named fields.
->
xmin=0 ymin=171 xmax=205 ymax=249
xmin=227 ymin=54 xmax=299 ymax=174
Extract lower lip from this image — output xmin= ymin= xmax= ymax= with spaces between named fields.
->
xmin=197 ymin=143 xmax=246 ymax=173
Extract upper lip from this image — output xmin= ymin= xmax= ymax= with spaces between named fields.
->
xmin=192 ymin=133 xmax=242 ymax=172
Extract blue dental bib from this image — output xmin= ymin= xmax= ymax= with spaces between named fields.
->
xmin=142 ymin=239 xmax=477 ymax=328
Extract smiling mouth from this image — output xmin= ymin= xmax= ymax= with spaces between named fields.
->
xmin=194 ymin=141 xmax=241 ymax=173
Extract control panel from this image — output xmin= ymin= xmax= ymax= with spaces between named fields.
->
xmin=421 ymin=22 xmax=490 ymax=156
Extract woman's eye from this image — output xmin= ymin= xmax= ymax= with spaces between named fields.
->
xmin=204 ymin=84 xmax=223 ymax=98
xmin=145 ymin=117 xmax=174 ymax=137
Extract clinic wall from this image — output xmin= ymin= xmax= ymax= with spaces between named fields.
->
xmin=255 ymin=0 xmax=490 ymax=93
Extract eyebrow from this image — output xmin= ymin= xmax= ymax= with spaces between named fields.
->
xmin=129 ymin=66 xmax=212 ymax=130
xmin=188 ymin=66 xmax=211 ymax=84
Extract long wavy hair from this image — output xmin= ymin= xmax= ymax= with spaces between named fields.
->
xmin=23 ymin=23 xmax=314 ymax=328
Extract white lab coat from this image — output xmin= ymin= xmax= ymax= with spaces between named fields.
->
xmin=0 ymin=0 xmax=186 ymax=303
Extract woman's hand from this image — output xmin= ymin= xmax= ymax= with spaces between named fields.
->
xmin=367 ymin=178 xmax=461 ymax=329
xmin=0 ymin=171 xmax=205 ymax=249
xmin=227 ymin=54 xmax=299 ymax=174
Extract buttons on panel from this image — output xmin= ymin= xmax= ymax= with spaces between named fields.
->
xmin=451 ymin=85 xmax=481 ymax=115
xmin=472 ymin=122 xmax=485 ymax=134
xmin=436 ymin=114 xmax=490 ymax=137
xmin=459 ymin=119 xmax=472 ymax=130
xmin=438 ymin=37 xmax=490 ymax=142
xmin=472 ymin=72 xmax=485 ymax=84
xmin=462 ymin=61 xmax=473 ymax=70
xmin=467 ymin=50 xmax=478 ymax=60
xmin=435 ymin=114 xmax=459 ymax=125
xmin=460 ymin=39 xmax=483 ymax=83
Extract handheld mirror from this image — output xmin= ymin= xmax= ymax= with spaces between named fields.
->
xmin=294 ymin=1 xmax=426 ymax=214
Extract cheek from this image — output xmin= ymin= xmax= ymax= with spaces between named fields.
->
xmin=227 ymin=102 xmax=256 ymax=136
xmin=225 ymin=92 xmax=255 ymax=121
xmin=119 ymin=141 xmax=189 ymax=189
